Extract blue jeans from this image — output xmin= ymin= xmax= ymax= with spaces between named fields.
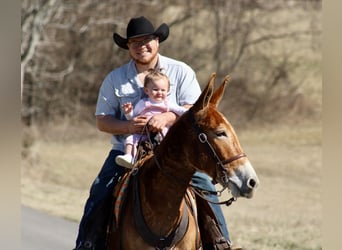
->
xmin=192 ymin=172 xmax=230 ymax=241
xmin=75 ymin=150 xmax=126 ymax=248
xmin=75 ymin=150 xmax=230 ymax=247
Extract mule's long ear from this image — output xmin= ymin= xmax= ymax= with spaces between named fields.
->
xmin=210 ymin=74 xmax=230 ymax=107
xmin=192 ymin=73 xmax=216 ymax=112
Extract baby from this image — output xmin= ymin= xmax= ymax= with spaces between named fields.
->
xmin=115 ymin=69 xmax=188 ymax=168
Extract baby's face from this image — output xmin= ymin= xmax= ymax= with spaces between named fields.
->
xmin=144 ymin=78 xmax=169 ymax=102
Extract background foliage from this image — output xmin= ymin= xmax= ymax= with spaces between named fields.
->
xmin=21 ymin=0 xmax=321 ymax=127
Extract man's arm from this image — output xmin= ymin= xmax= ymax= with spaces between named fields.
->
xmin=148 ymin=103 xmax=193 ymax=133
xmin=96 ymin=115 xmax=149 ymax=135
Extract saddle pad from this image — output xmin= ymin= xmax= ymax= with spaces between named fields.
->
xmin=114 ymin=172 xmax=132 ymax=224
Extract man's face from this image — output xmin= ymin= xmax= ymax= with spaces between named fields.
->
xmin=127 ymin=35 xmax=159 ymax=65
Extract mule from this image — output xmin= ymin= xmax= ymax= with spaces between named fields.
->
xmin=107 ymin=73 xmax=260 ymax=249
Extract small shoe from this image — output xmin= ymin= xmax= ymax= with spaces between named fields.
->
xmin=115 ymin=154 xmax=134 ymax=168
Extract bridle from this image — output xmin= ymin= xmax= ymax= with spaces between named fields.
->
xmin=187 ymin=109 xmax=247 ymax=205
xmin=197 ymin=132 xmax=246 ymax=186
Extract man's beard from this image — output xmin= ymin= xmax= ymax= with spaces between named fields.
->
xmin=130 ymin=50 xmax=158 ymax=66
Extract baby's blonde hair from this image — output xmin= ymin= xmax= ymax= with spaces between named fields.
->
xmin=144 ymin=68 xmax=170 ymax=91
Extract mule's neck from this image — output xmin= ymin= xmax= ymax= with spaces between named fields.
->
xmin=137 ymin=149 xmax=194 ymax=235
xmin=140 ymin=151 xmax=194 ymax=205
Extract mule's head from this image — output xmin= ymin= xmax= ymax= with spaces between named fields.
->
xmin=186 ymin=73 xmax=259 ymax=198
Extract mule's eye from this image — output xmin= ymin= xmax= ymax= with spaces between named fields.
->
xmin=216 ymin=131 xmax=227 ymax=137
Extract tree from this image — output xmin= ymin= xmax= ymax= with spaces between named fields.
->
xmin=21 ymin=0 xmax=321 ymax=126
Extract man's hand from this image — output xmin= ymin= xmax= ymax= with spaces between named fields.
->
xmin=128 ymin=115 xmax=150 ymax=134
xmin=147 ymin=112 xmax=177 ymax=133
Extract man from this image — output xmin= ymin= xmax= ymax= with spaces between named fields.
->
xmin=74 ymin=16 xmax=240 ymax=250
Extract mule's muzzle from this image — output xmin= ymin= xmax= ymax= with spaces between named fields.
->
xmin=227 ymin=161 xmax=259 ymax=199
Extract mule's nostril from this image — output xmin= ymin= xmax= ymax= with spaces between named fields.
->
xmin=247 ymin=178 xmax=257 ymax=189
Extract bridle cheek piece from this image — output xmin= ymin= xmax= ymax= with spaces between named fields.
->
xmin=197 ymin=132 xmax=246 ymax=187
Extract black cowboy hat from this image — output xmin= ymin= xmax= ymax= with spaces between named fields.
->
xmin=113 ymin=16 xmax=169 ymax=50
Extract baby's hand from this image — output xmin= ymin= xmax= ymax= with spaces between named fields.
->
xmin=122 ymin=102 xmax=133 ymax=114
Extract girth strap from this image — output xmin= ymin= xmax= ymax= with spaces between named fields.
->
xmin=132 ymin=173 xmax=189 ymax=249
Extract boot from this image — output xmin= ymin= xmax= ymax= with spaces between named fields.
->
xmin=73 ymin=239 xmax=107 ymax=250
xmin=196 ymin=195 xmax=231 ymax=250
xmin=73 ymin=240 xmax=94 ymax=249
xmin=75 ymin=195 xmax=113 ymax=250
xmin=230 ymin=244 xmax=243 ymax=250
